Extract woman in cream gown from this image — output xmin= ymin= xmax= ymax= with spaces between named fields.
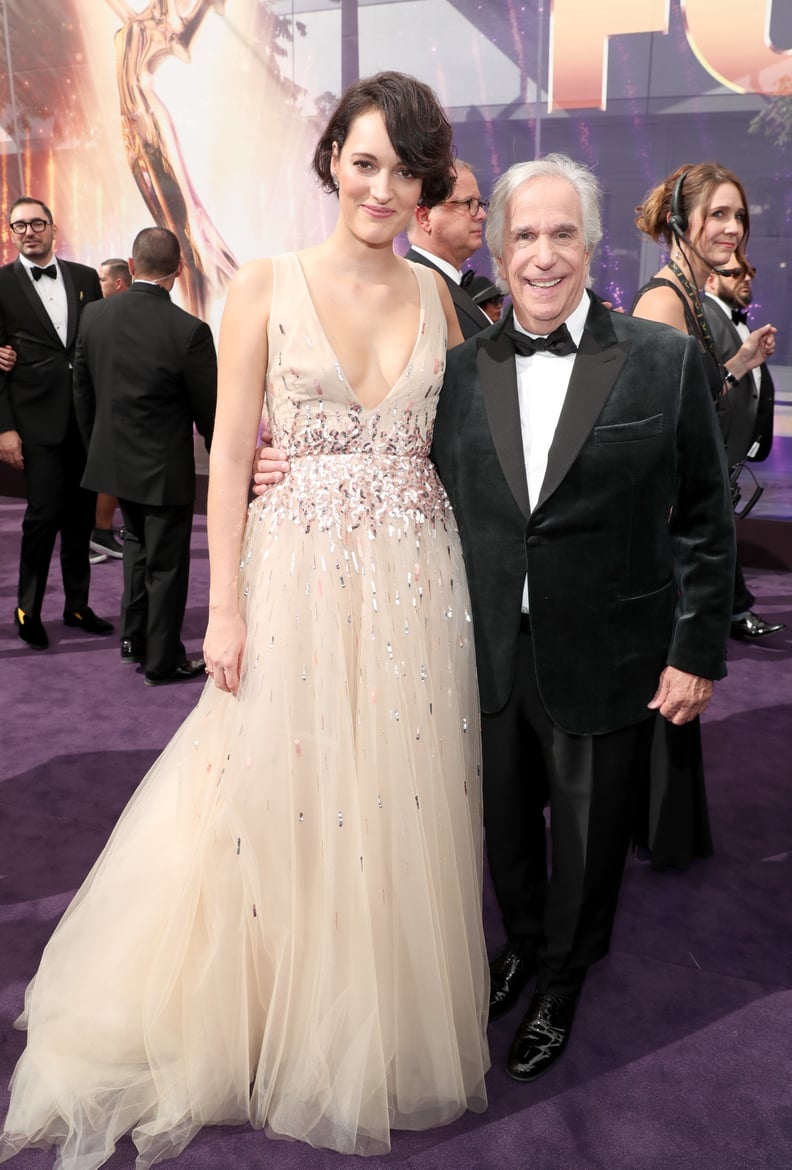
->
xmin=0 ymin=72 xmax=489 ymax=1168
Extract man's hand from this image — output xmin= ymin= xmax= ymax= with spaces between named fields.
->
xmin=0 ymin=345 xmax=17 ymax=373
xmin=733 ymin=323 xmax=776 ymax=378
xmin=0 ymin=429 xmax=23 ymax=471
xmin=647 ymin=665 xmax=714 ymax=725
xmin=252 ymin=445 xmax=290 ymax=494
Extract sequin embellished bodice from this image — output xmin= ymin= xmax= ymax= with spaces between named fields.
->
xmin=261 ymin=253 xmax=450 ymax=535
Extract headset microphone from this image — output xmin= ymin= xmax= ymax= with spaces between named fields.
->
xmin=669 ymin=172 xmax=742 ymax=280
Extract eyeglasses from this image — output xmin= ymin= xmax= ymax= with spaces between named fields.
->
xmin=9 ymin=218 xmax=52 ymax=235
xmin=443 ymin=198 xmax=489 ymax=217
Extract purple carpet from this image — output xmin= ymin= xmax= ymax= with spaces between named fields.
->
xmin=1 ymin=498 xmax=790 ymax=1169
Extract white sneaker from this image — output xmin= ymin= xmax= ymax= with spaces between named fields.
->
xmin=89 ymin=552 xmax=107 ymax=565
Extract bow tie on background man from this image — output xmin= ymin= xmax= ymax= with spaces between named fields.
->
xmin=505 ymin=321 xmax=578 ymax=357
xmin=460 ymin=269 xmax=476 ymax=290
xmin=32 ymin=264 xmax=57 ymax=281
xmin=731 ymin=308 xmax=748 ymax=326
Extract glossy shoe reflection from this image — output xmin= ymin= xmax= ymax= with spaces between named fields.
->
xmin=488 ymin=948 xmax=535 ymax=1021
xmin=730 ymin=611 xmax=784 ymax=640
xmin=507 ymin=990 xmax=578 ymax=1082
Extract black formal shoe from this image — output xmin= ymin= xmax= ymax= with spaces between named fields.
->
xmin=14 ymin=608 xmax=48 ymax=650
xmin=489 ymin=948 xmax=536 ymax=1021
xmin=144 ymin=659 xmax=205 ymax=687
xmin=507 ymin=990 xmax=578 ymax=1082
xmin=63 ymin=607 xmax=114 ymax=635
xmin=730 ymin=611 xmax=785 ymax=640
xmin=121 ymin=639 xmax=145 ymax=664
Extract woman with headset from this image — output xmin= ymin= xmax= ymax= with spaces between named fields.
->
xmin=631 ymin=163 xmax=778 ymax=870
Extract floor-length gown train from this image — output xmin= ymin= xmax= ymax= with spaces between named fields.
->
xmin=0 ymin=255 xmax=489 ymax=1167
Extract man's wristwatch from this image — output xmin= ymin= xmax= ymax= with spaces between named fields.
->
xmin=724 ymin=370 xmax=737 ymax=386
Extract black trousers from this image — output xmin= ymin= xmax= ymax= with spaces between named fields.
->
xmin=118 ymin=499 xmax=194 ymax=675
xmin=481 ymin=619 xmax=654 ymax=995
xmin=732 ymin=561 xmax=754 ymax=615
xmin=18 ymin=421 xmax=95 ymax=618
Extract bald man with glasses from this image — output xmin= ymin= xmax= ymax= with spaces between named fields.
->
xmin=0 ymin=197 xmax=112 ymax=649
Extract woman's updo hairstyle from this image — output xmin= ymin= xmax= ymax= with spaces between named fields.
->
xmin=635 ymin=161 xmax=750 ymax=253
xmin=313 ymin=71 xmax=455 ymax=209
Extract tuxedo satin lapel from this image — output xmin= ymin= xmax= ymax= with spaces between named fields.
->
xmin=536 ymin=300 xmax=630 ymax=511
xmin=450 ymin=279 xmax=488 ymax=327
xmin=479 ymin=313 xmax=531 ymax=519
xmin=13 ymin=260 xmax=63 ymax=347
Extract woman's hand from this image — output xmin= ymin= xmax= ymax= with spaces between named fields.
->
xmin=203 ymin=609 xmax=247 ymax=696
xmin=0 ymin=345 xmax=17 ymax=373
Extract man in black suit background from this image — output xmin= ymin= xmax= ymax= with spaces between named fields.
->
xmin=0 ymin=197 xmax=113 ymax=649
xmin=703 ymin=262 xmax=783 ymax=640
xmin=73 ymin=228 xmax=217 ymax=686
xmin=405 ymin=161 xmax=492 ymax=339
xmin=431 ymin=154 xmax=735 ymax=1082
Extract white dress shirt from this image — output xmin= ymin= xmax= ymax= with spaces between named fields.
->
xmin=515 ymin=289 xmax=590 ymax=612
xmin=20 ymin=254 xmax=68 ymax=346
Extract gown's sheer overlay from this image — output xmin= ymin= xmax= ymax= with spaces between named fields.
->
xmin=0 ymin=255 xmax=489 ymax=1166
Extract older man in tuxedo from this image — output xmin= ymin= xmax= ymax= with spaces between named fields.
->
xmin=0 ymin=197 xmax=112 ymax=649
xmin=73 ymin=228 xmax=216 ymax=686
xmin=405 ymin=161 xmax=492 ymax=338
xmin=431 ymin=154 xmax=735 ymax=1081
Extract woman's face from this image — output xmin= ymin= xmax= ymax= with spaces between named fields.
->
xmin=332 ymin=109 xmax=423 ymax=247
xmin=687 ymin=181 xmax=746 ymax=267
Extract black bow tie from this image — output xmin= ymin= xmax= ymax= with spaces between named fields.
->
xmin=31 ymin=264 xmax=57 ymax=281
xmin=506 ymin=321 xmax=577 ymax=358
xmin=460 ymin=269 xmax=475 ymax=290
xmin=731 ymin=308 xmax=748 ymax=326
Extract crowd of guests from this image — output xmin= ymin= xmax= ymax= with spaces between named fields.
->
xmin=0 ymin=69 xmax=784 ymax=1169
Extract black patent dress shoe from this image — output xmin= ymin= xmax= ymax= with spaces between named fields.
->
xmin=121 ymin=639 xmax=145 ymax=664
xmin=507 ymin=990 xmax=578 ymax=1082
xmin=730 ymin=611 xmax=785 ymax=640
xmin=144 ymin=658 xmax=205 ymax=687
xmin=14 ymin=608 xmax=48 ymax=650
xmin=489 ymin=948 xmax=536 ymax=1021
xmin=63 ymin=607 xmax=114 ymax=635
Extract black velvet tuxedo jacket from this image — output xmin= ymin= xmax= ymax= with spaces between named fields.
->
xmin=404 ymin=248 xmax=489 ymax=340
xmin=432 ymin=294 xmax=735 ymax=735
xmin=702 ymin=294 xmax=775 ymax=464
xmin=73 ymin=282 xmax=217 ymax=507
xmin=0 ymin=258 xmax=102 ymax=445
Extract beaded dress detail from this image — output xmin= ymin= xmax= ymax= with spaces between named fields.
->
xmin=0 ymin=253 xmax=489 ymax=1166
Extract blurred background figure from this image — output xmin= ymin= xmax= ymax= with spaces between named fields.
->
xmin=90 ymin=257 xmax=134 ymax=563
xmin=74 ymin=227 xmax=216 ymax=685
xmin=405 ymin=160 xmax=491 ymax=338
xmin=468 ymin=274 xmax=505 ymax=323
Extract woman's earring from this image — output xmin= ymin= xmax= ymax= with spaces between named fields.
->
xmin=331 ymin=173 xmax=339 ymax=190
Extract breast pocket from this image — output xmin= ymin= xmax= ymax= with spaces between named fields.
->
xmin=594 ymin=414 xmax=664 ymax=443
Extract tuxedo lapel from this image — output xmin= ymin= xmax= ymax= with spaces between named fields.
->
xmin=405 ymin=248 xmax=489 ymax=334
xmin=61 ymin=261 xmax=80 ymax=350
xmin=536 ymin=296 xmax=630 ymax=511
xmin=13 ymin=260 xmax=63 ymax=348
xmin=478 ymin=312 xmax=531 ymax=520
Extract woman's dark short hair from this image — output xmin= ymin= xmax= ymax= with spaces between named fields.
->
xmin=313 ymin=71 xmax=454 ymax=208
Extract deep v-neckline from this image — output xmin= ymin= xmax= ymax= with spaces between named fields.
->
xmin=292 ymin=253 xmax=424 ymax=411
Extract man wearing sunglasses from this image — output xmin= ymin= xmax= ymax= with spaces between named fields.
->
xmin=405 ymin=161 xmax=493 ymax=339
xmin=0 ymin=197 xmax=112 ymax=649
